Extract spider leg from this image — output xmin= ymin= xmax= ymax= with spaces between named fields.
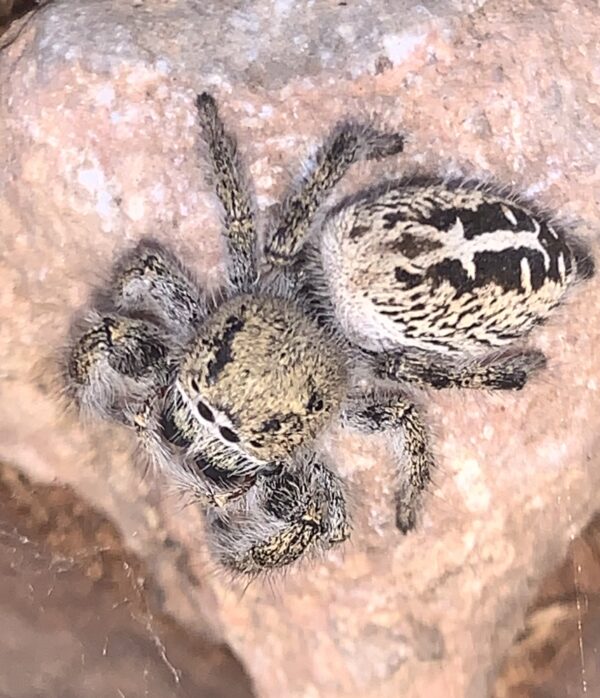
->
xmin=373 ymin=347 xmax=548 ymax=390
xmin=264 ymin=120 xmax=404 ymax=268
xmin=205 ymin=452 xmax=350 ymax=576
xmin=152 ymin=436 xmax=266 ymax=508
xmin=343 ymin=392 xmax=434 ymax=533
xmin=66 ymin=312 xmax=173 ymax=422
xmin=66 ymin=243 xmax=202 ymax=424
xmin=196 ymin=92 xmax=258 ymax=291
xmin=108 ymin=240 xmax=205 ymax=340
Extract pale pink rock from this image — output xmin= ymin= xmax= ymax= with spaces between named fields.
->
xmin=1 ymin=1 xmax=600 ymax=697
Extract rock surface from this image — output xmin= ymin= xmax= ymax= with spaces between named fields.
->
xmin=1 ymin=1 xmax=600 ymax=697
xmin=494 ymin=512 xmax=600 ymax=698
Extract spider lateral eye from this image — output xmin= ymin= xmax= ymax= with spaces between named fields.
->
xmin=219 ymin=426 xmax=240 ymax=443
xmin=197 ymin=400 xmax=215 ymax=422
xmin=307 ymin=392 xmax=324 ymax=413
xmin=190 ymin=377 xmax=200 ymax=392
xmin=261 ymin=417 xmax=281 ymax=433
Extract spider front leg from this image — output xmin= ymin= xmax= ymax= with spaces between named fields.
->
xmin=66 ymin=242 xmax=203 ymax=422
xmin=196 ymin=93 xmax=258 ymax=291
xmin=109 ymin=240 xmax=205 ymax=340
xmin=205 ymin=453 xmax=350 ymax=576
xmin=264 ymin=120 xmax=405 ymax=268
xmin=373 ymin=347 xmax=547 ymax=391
xmin=343 ymin=392 xmax=434 ymax=533
xmin=66 ymin=312 xmax=173 ymax=423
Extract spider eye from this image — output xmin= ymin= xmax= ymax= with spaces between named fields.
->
xmin=219 ymin=426 xmax=240 ymax=443
xmin=197 ymin=400 xmax=215 ymax=422
xmin=307 ymin=392 xmax=324 ymax=413
xmin=260 ymin=417 xmax=281 ymax=433
xmin=190 ymin=377 xmax=200 ymax=393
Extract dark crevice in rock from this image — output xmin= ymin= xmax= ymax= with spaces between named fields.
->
xmin=0 ymin=461 xmax=255 ymax=698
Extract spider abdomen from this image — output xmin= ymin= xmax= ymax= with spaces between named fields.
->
xmin=321 ymin=181 xmax=591 ymax=355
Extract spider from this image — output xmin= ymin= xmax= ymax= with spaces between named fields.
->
xmin=65 ymin=92 xmax=593 ymax=576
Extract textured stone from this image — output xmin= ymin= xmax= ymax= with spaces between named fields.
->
xmin=1 ymin=1 xmax=600 ymax=697
xmin=494 ymin=511 xmax=600 ymax=697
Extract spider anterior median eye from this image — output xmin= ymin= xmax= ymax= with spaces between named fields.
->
xmin=197 ymin=400 xmax=215 ymax=422
xmin=219 ymin=426 xmax=240 ymax=443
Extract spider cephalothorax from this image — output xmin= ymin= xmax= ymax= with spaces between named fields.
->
xmin=176 ymin=294 xmax=347 ymax=461
xmin=65 ymin=92 xmax=593 ymax=576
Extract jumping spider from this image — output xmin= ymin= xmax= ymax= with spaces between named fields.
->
xmin=65 ymin=92 xmax=593 ymax=576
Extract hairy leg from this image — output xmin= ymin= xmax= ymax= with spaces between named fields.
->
xmin=264 ymin=120 xmax=404 ymax=267
xmin=109 ymin=240 xmax=205 ymax=340
xmin=196 ymin=92 xmax=258 ymax=290
xmin=373 ymin=347 xmax=547 ymax=390
xmin=65 ymin=312 xmax=173 ymax=422
xmin=205 ymin=454 xmax=350 ymax=576
xmin=343 ymin=392 xmax=434 ymax=533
